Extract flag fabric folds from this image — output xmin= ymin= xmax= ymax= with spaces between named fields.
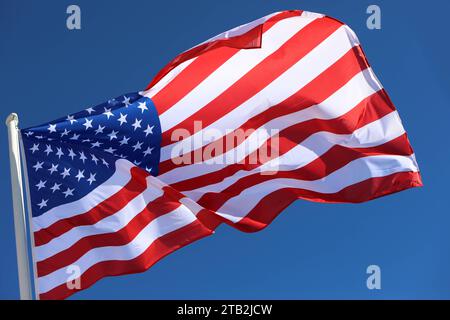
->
xmin=20 ymin=10 xmax=422 ymax=299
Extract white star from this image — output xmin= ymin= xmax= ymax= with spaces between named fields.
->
xmin=63 ymin=188 xmax=75 ymax=198
xmin=101 ymin=158 xmax=109 ymax=167
xmin=119 ymin=136 xmax=130 ymax=145
xmin=44 ymin=145 xmax=53 ymax=156
xmin=108 ymin=130 xmax=118 ymax=140
xmin=60 ymin=128 xmax=71 ymax=137
xmin=133 ymin=160 xmax=142 ymax=166
xmin=95 ymin=125 xmax=105 ymax=135
xmin=48 ymin=124 xmax=57 ymax=133
xmin=36 ymin=135 xmax=43 ymax=140
xmin=33 ymin=161 xmax=44 ymax=171
xmin=132 ymin=118 xmax=142 ymax=131
xmin=56 ymin=147 xmax=64 ymax=158
xmin=24 ymin=131 xmax=34 ymax=137
xmin=68 ymin=148 xmax=76 ymax=160
xmin=91 ymin=154 xmax=99 ymax=165
xmin=50 ymin=183 xmax=61 ymax=193
xmin=35 ymin=180 xmax=47 ymax=191
xmin=143 ymin=147 xmax=154 ymax=157
xmin=60 ymin=167 xmax=71 ymax=179
xmin=79 ymin=151 xmax=87 ymax=163
xmin=123 ymin=96 xmax=131 ymax=107
xmin=87 ymin=173 xmax=97 ymax=185
xmin=145 ymin=167 xmax=152 ymax=173
xmin=86 ymin=107 xmax=95 ymax=114
xmin=137 ymin=102 xmax=148 ymax=113
xmin=143 ymin=125 xmax=154 ymax=137
xmin=103 ymin=107 xmax=114 ymax=119
xmin=83 ymin=118 xmax=93 ymax=130
xmin=75 ymin=169 xmax=85 ymax=182
xmin=132 ymin=141 xmax=143 ymax=151
xmin=29 ymin=143 xmax=39 ymax=154
xmin=48 ymin=163 xmax=59 ymax=175
xmin=104 ymin=147 xmax=117 ymax=154
xmin=91 ymin=141 xmax=102 ymax=148
xmin=117 ymin=113 xmax=128 ymax=126
xmin=66 ymin=115 xmax=77 ymax=124
xmin=82 ymin=138 xmax=91 ymax=143
xmin=37 ymin=199 xmax=48 ymax=209
xmin=70 ymin=133 xmax=80 ymax=140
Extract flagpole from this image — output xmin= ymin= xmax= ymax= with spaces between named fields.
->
xmin=6 ymin=113 xmax=33 ymax=300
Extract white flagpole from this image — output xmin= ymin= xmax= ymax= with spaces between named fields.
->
xmin=6 ymin=113 xmax=33 ymax=300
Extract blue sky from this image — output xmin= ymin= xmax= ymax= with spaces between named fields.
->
xmin=1 ymin=0 xmax=449 ymax=299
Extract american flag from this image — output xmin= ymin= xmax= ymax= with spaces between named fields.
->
xmin=21 ymin=10 xmax=422 ymax=299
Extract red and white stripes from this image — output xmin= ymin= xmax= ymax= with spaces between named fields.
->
xmin=143 ymin=9 xmax=422 ymax=231
xmin=32 ymin=10 xmax=422 ymax=299
xmin=33 ymin=159 xmax=214 ymax=299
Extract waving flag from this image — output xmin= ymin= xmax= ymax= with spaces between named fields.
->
xmin=20 ymin=10 xmax=422 ymax=299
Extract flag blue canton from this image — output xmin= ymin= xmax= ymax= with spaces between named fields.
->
xmin=20 ymin=92 xmax=161 ymax=217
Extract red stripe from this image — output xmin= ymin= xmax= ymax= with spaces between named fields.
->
xmin=34 ymin=167 xmax=149 ymax=247
xmin=39 ymin=220 xmax=213 ymax=300
xmin=197 ymin=134 xmax=414 ymax=211
xmin=159 ymin=45 xmax=370 ymax=174
xmin=36 ymin=186 xmax=185 ymax=277
xmin=172 ymin=90 xmax=394 ymax=192
xmin=146 ymin=10 xmax=303 ymax=92
xmin=160 ymin=17 xmax=343 ymax=147
xmin=233 ymin=171 xmax=423 ymax=233
xmin=152 ymin=48 xmax=240 ymax=115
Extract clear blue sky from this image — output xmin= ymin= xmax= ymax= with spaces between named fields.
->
xmin=1 ymin=0 xmax=449 ymax=299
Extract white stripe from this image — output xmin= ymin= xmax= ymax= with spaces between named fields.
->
xmin=216 ymin=154 xmax=419 ymax=223
xmin=184 ymin=111 xmax=406 ymax=201
xmin=32 ymin=159 xmax=135 ymax=232
xmin=200 ymin=11 xmax=324 ymax=46
xmin=38 ymin=203 xmax=199 ymax=294
xmin=160 ymin=24 xmax=360 ymax=162
xmin=158 ymin=15 xmax=319 ymax=132
xmin=34 ymin=176 xmax=164 ymax=261
xmin=159 ymin=68 xmax=382 ymax=185
xmin=198 ymin=12 xmax=281 ymax=45
xmin=143 ymin=58 xmax=197 ymax=98
xmin=179 ymin=197 xmax=205 ymax=216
